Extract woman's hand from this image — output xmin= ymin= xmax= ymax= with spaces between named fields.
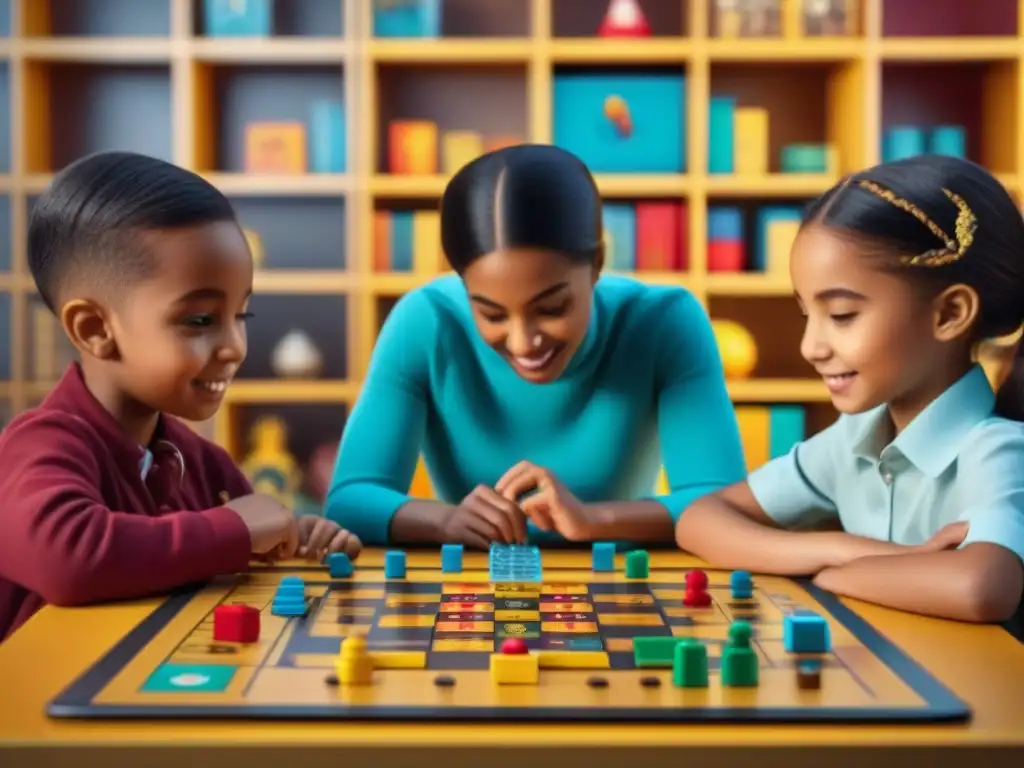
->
xmin=496 ymin=461 xmax=594 ymax=541
xmin=441 ymin=485 xmax=528 ymax=549
xmin=296 ymin=515 xmax=363 ymax=560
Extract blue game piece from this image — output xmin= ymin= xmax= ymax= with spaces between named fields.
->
xmin=277 ymin=576 xmax=305 ymax=595
xmin=783 ymin=611 xmax=831 ymax=653
xmin=592 ymin=542 xmax=616 ymax=572
xmin=441 ymin=543 xmax=463 ymax=573
xmin=327 ymin=552 xmax=353 ymax=578
xmin=384 ymin=550 xmax=407 ymax=579
xmin=271 ymin=576 xmax=307 ymax=617
xmin=730 ymin=570 xmax=752 ymax=599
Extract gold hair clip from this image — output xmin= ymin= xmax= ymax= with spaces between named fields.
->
xmin=857 ymin=180 xmax=976 ymax=267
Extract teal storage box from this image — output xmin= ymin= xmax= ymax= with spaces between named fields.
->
xmin=930 ymin=125 xmax=966 ymax=158
xmin=373 ymin=0 xmax=441 ymax=38
xmin=310 ymin=100 xmax=346 ymax=173
xmin=204 ymin=0 xmax=271 ymax=37
xmin=708 ymin=96 xmax=735 ymax=174
xmin=883 ymin=126 xmax=925 ymax=162
xmin=553 ymin=72 xmax=686 ymax=173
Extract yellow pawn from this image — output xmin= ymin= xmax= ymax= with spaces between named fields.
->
xmin=335 ymin=634 xmax=374 ymax=685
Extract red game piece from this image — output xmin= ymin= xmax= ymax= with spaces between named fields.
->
xmin=683 ymin=569 xmax=712 ymax=608
xmin=213 ymin=604 xmax=260 ymax=643
xmin=500 ymin=638 xmax=529 ymax=655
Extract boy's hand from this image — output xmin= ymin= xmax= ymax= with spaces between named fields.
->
xmin=914 ymin=521 xmax=969 ymax=553
xmin=296 ymin=516 xmax=362 ymax=561
xmin=495 ymin=461 xmax=593 ymax=542
xmin=225 ymin=493 xmax=299 ymax=560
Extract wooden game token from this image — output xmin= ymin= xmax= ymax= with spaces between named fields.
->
xmin=587 ymin=675 xmax=609 ymax=688
xmin=640 ymin=676 xmax=661 ymax=688
xmin=323 ymin=673 xmax=339 ymax=686
xmin=434 ymin=674 xmax=456 ymax=687
xmin=796 ymin=659 xmax=821 ymax=690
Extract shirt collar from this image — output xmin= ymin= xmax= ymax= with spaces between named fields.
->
xmin=852 ymin=364 xmax=995 ymax=477
xmin=43 ymin=363 xmax=186 ymax=479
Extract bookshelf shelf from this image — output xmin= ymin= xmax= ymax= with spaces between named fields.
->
xmin=1 ymin=0 xmax=1021 ymax=490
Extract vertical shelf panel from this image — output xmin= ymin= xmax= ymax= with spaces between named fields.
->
xmin=0 ymin=60 xmax=9 ymax=173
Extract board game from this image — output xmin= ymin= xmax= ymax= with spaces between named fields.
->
xmin=46 ymin=547 xmax=971 ymax=723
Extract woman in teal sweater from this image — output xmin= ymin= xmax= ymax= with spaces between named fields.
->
xmin=326 ymin=144 xmax=746 ymax=548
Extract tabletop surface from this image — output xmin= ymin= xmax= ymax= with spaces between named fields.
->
xmin=2 ymin=547 xmax=1024 ymax=751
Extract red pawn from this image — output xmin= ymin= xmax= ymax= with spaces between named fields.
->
xmin=500 ymin=638 xmax=529 ymax=655
xmin=683 ymin=569 xmax=711 ymax=608
xmin=213 ymin=604 xmax=260 ymax=643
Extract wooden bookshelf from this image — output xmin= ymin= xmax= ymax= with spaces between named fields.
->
xmin=1 ymin=0 xmax=1022 ymax=486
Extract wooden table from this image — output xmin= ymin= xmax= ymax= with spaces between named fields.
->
xmin=1 ymin=548 xmax=1023 ymax=768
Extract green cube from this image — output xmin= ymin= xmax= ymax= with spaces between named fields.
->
xmin=633 ymin=636 xmax=680 ymax=668
xmin=624 ymin=550 xmax=649 ymax=578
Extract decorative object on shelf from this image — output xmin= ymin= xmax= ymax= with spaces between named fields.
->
xmin=636 ymin=201 xmax=687 ymax=271
xmin=203 ymin=0 xmax=271 ymax=37
xmin=765 ymin=217 xmax=801 ymax=275
xmin=484 ymin=135 xmax=523 ymax=152
xmin=240 ymin=416 xmax=301 ymax=509
xmin=272 ymin=330 xmax=324 ymax=379
xmin=243 ymin=228 xmax=264 ymax=269
xmin=373 ymin=0 xmax=442 ymax=38
xmin=711 ymin=0 xmax=781 ymax=37
xmin=801 ymin=0 xmax=856 ymax=37
xmin=708 ymin=96 xmax=735 ymax=174
xmin=604 ymin=95 xmax=633 ymax=138
xmin=712 ymin=320 xmax=757 ymax=380
xmin=388 ymin=120 xmax=439 ymax=174
xmin=554 ymin=71 xmax=685 ymax=173
xmin=707 ymin=207 xmax=745 ymax=272
xmin=244 ymin=123 xmax=307 ymax=173
xmin=309 ymin=100 xmax=346 ymax=173
xmin=882 ymin=126 xmax=925 ymax=162
xmin=603 ymin=203 xmax=637 ymax=270
xmin=597 ymin=0 xmax=651 ymax=37
xmin=755 ymin=206 xmax=802 ymax=272
xmin=929 ymin=125 xmax=966 ymax=158
xmin=442 ymin=130 xmax=483 ymax=174
xmin=734 ymin=106 xmax=769 ymax=175
xmin=779 ymin=143 xmax=835 ymax=174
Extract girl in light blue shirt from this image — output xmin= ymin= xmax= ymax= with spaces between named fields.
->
xmin=676 ymin=154 xmax=1024 ymax=624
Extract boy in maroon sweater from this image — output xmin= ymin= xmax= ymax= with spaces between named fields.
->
xmin=0 ymin=151 xmax=361 ymax=642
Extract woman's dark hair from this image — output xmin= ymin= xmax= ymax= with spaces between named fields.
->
xmin=803 ymin=154 xmax=1024 ymax=420
xmin=439 ymin=144 xmax=603 ymax=273
xmin=28 ymin=150 xmax=238 ymax=312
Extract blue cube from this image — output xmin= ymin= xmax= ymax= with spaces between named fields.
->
xmin=730 ymin=570 xmax=753 ymax=599
xmin=592 ymin=542 xmax=616 ymax=572
xmin=441 ymin=543 xmax=463 ymax=573
xmin=553 ymin=72 xmax=686 ymax=173
xmin=384 ymin=550 xmax=407 ymax=579
xmin=327 ymin=552 xmax=353 ymax=578
xmin=203 ymin=0 xmax=271 ymax=37
xmin=783 ymin=611 xmax=831 ymax=653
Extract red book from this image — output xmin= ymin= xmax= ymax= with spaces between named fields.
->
xmin=635 ymin=202 xmax=686 ymax=271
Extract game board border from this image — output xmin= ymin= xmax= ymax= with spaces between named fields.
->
xmin=46 ymin=577 xmax=972 ymax=723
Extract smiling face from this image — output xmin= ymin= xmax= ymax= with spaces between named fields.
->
xmin=790 ymin=224 xmax=949 ymax=420
xmin=461 ymin=247 xmax=598 ymax=383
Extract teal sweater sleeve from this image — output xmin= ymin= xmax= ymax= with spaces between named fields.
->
xmin=647 ymin=292 xmax=747 ymax=519
xmin=323 ymin=290 xmax=434 ymax=542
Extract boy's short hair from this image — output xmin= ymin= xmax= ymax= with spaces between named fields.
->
xmin=28 ymin=151 xmax=238 ymax=313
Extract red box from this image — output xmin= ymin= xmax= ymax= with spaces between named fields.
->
xmin=213 ymin=604 xmax=260 ymax=643
xmin=708 ymin=239 xmax=745 ymax=272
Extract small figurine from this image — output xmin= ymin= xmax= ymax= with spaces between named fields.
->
xmin=239 ymin=416 xmax=301 ymax=508
xmin=272 ymin=329 xmax=324 ymax=379
xmin=598 ymin=0 xmax=651 ymax=37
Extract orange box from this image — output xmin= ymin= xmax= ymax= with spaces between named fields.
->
xmin=484 ymin=134 xmax=522 ymax=152
xmin=388 ymin=120 xmax=438 ymax=174
xmin=244 ymin=122 xmax=307 ymax=173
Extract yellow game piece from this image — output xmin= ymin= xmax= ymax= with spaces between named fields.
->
xmin=490 ymin=652 xmax=540 ymax=684
xmin=368 ymin=651 xmax=427 ymax=669
xmin=537 ymin=650 xmax=610 ymax=670
xmin=335 ymin=634 xmax=374 ymax=685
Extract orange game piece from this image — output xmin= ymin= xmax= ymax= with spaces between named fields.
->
xmin=213 ymin=604 xmax=260 ymax=643
xmin=500 ymin=638 xmax=529 ymax=655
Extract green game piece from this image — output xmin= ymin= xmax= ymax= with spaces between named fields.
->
xmin=672 ymin=639 xmax=709 ymax=688
xmin=720 ymin=620 xmax=759 ymax=687
xmin=624 ymin=549 xmax=649 ymax=578
xmin=633 ymin=636 xmax=681 ymax=668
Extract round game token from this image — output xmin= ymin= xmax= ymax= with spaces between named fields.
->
xmin=587 ymin=676 xmax=609 ymax=688
xmin=640 ymin=676 xmax=661 ymax=688
xmin=324 ymin=673 xmax=339 ymax=686
xmin=434 ymin=674 xmax=456 ymax=687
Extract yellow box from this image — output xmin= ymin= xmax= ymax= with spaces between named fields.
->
xmin=537 ymin=650 xmax=610 ymax=669
xmin=766 ymin=219 xmax=801 ymax=275
xmin=734 ymin=107 xmax=769 ymax=176
xmin=490 ymin=653 xmax=540 ymax=684
xmin=736 ymin=405 xmax=771 ymax=471
xmin=413 ymin=210 xmax=444 ymax=274
xmin=442 ymin=130 xmax=483 ymax=174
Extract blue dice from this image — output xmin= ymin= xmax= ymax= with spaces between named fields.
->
xmin=384 ymin=550 xmax=407 ymax=579
xmin=441 ymin=543 xmax=463 ymax=573
xmin=783 ymin=611 xmax=831 ymax=653
xmin=592 ymin=542 xmax=616 ymax=572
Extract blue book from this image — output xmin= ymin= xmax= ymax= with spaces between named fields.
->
xmin=603 ymin=203 xmax=636 ymax=270
xmin=708 ymin=96 xmax=736 ymax=174
xmin=390 ymin=210 xmax=414 ymax=271
xmin=310 ymin=100 xmax=346 ymax=173
xmin=769 ymin=405 xmax=805 ymax=459
xmin=708 ymin=206 xmax=742 ymax=242
xmin=373 ymin=0 xmax=441 ymax=38
xmin=754 ymin=206 xmax=802 ymax=271
xmin=203 ymin=0 xmax=271 ymax=37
